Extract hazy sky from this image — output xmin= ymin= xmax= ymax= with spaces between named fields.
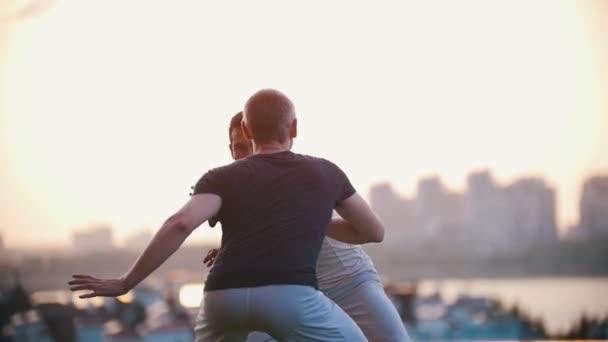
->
xmin=1 ymin=0 xmax=607 ymax=248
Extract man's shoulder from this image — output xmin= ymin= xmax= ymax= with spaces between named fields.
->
xmin=291 ymin=154 xmax=350 ymax=184
xmin=199 ymin=153 xmax=342 ymax=178
xmin=206 ymin=158 xmax=251 ymax=173
xmin=291 ymin=152 xmax=338 ymax=168
xmin=194 ymin=160 xmax=243 ymax=184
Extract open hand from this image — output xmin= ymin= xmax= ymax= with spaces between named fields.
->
xmin=204 ymin=249 xmax=219 ymax=268
xmin=68 ymin=274 xmax=129 ymax=298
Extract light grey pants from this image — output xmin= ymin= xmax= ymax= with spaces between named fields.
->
xmin=194 ymin=285 xmax=366 ymax=342
xmin=248 ymin=280 xmax=411 ymax=342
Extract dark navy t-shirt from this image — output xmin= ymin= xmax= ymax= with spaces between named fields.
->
xmin=193 ymin=151 xmax=355 ymax=291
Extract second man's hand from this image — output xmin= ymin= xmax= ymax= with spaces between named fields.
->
xmin=204 ymin=249 xmax=219 ymax=268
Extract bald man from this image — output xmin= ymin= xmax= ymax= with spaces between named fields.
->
xmin=202 ymin=111 xmax=411 ymax=342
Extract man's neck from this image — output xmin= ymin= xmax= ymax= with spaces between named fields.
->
xmin=253 ymin=140 xmax=291 ymax=155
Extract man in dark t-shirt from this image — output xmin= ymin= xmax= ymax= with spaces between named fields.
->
xmin=201 ymin=111 xmax=411 ymax=342
xmin=194 ymin=148 xmax=355 ymax=291
xmin=68 ymin=89 xmax=385 ymax=341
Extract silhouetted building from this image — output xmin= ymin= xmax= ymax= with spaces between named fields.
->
xmin=370 ymin=170 xmax=558 ymax=256
xmin=465 ymin=171 xmax=512 ymax=254
xmin=465 ymin=171 xmax=557 ymax=255
xmin=466 ymin=170 xmax=500 ymax=223
xmin=72 ymin=225 xmax=114 ymax=254
xmin=506 ymin=178 xmax=557 ymax=244
xmin=370 ymin=183 xmax=415 ymax=232
xmin=369 ymin=183 xmax=415 ymax=246
xmin=416 ymin=176 xmax=465 ymax=241
xmin=579 ymin=176 xmax=608 ymax=238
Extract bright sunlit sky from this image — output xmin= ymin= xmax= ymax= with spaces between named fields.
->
xmin=1 ymin=0 xmax=607 ymax=248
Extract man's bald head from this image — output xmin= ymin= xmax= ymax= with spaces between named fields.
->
xmin=243 ymin=89 xmax=296 ymax=144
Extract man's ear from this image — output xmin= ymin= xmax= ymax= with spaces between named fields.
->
xmin=290 ymin=118 xmax=298 ymax=138
xmin=228 ymin=143 xmax=234 ymax=159
xmin=242 ymin=121 xmax=253 ymax=140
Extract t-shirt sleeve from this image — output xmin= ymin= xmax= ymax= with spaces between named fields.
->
xmin=193 ymin=169 xmax=224 ymax=227
xmin=193 ymin=168 xmax=224 ymax=197
xmin=330 ymin=161 xmax=356 ymax=204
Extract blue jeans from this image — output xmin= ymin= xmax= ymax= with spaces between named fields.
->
xmin=194 ymin=285 xmax=366 ymax=341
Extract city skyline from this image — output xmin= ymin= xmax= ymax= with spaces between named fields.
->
xmin=370 ymin=170 xmax=560 ymax=258
xmin=2 ymin=169 xmax=605 ymax=249
xmin=1 ymin=1 xmax=607 ymax=247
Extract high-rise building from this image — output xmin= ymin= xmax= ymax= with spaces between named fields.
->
xmin=464 ymin=171 xmax=509 ymax=254
xmin=369 ymin=182 xmax=415 ymax=244
xmin=416 ymin=176 xmax=465 ymax=239
xmin=464 ymin=171 xmax=557 ymax=255
xmin=579 ymin=176 xmax=608 ymax=238
xmin=506 ymin=177 xmax=557 ymax=244
xmin=466 ymin=170 xmax=500 ymax=224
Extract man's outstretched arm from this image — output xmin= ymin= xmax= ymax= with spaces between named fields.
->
xmin=68 ymin=193 xmax=221 ymax=298
xmin=328 ymin=193 xmax=385 ymax=244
